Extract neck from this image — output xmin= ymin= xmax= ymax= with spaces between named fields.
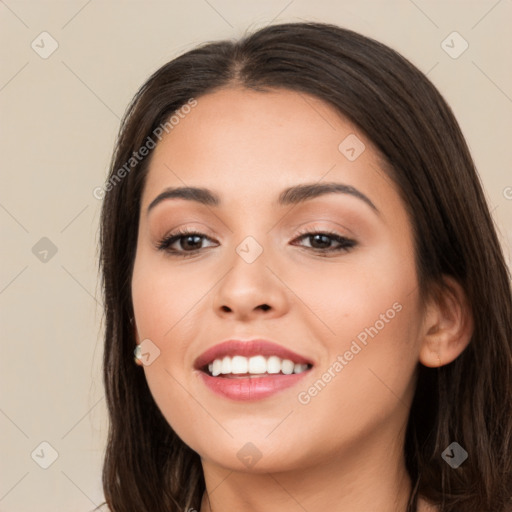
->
xmin=199 ymin=427 xmax=413 ymax=512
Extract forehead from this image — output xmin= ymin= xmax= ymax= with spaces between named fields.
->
xmin=140 ymin=86 xmax=387 ymax=213
xmin=152 ymin=86 xmax=351 ymax=156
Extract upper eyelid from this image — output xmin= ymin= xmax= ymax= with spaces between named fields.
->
xmin=159 ymin=217 xmax=354 ymax=237
xmin=158 ymin=228 xmax=354 ymax=252
xmin=160 ymin=226 xmax=351 ymax=241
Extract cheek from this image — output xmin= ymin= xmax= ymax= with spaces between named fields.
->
xmin=292 ymin=296 xmax=421 ymax=456
xmin=143 ymin=363 xmax=202 ymax=438
xmin=131 ymin=249 xmax=210 ymax=342
xmin=288 ymin=231 xmax=419 ymax=342
xmin=291 ymin=236 xmax=421 ymax=408
xmin=131 ymin=252 xmax=212 ymax=446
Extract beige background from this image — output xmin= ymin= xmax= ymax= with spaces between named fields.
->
xmin=1 ymin=1 xmax=511 ymax=510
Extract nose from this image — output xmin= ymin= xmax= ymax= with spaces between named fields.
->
xmin=212 ymin=244 xmax=289 ymax=321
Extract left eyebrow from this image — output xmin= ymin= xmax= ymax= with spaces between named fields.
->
xmin=276 ymin=182 xmax=379 ymax=216
xmin=146 ymin=181 xmax=380 ymax=217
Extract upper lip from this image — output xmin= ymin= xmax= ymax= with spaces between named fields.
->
xmin=194 ymin=339 xmax=314 ymax=370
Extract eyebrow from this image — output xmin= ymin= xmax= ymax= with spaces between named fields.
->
xmin=146 ymin=182 xmax=379 ymax=216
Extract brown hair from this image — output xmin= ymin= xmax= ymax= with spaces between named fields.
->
xmin=97 ymin=21 xmax=512 ymax=511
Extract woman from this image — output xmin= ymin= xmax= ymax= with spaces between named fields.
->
xmin=97 ymin=21 xmax=512 ymax=512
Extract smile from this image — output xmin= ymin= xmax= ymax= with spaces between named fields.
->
xmin=206 ymin=355 xmax=311 ymax=377
xmin=195 ymin=339 xmax=314 ymax=400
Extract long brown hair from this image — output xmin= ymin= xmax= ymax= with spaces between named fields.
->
xmin=97 ymin=21 xmax=512 ymax=511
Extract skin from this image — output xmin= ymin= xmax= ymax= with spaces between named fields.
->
xmin=131 ymin=87 xmax=473 ymax=512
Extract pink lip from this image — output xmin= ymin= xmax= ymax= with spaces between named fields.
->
xmin=198 ymin=371 xmax=309 ymax=401
xmin=194 ymin=339 xmax=314 ymax=402
xmin=194 ymin=339 xmax=314 ymax=369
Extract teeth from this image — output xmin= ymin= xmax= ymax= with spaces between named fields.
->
xmin=212 ymin=359 xmax=222 ymax=377
xmin=221 ymin=356 xmax=231 ymax=374
xmin=248 ymin=355 xmax=267 ymax=374
xmin=267 ymin=356 xmax=281 ymax=374
xmin=281 ymin=359 xmax=294 ymax=375
xmin=293 ymin=363 xmax=305 ymax=374
xmin=205 ymin=355 xmax=310 ymax=376
xmin=231 ymin=355 xmax=248 ymax=374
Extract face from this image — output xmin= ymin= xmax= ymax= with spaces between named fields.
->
xmin=131 ymin=87 xmax=425 ymax=474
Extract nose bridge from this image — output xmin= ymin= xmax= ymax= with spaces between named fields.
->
xmin=235 ymin=233 xmax=266 ymax=266
xmin=212 ymin=228 xmax=287 ymax=318
xmin=226 ymin=198 xmax=274 ymax=266
xmin=226 ymin=231 xmax=271 ymax=293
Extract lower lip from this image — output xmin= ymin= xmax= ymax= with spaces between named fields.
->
xmin=198 ymin=371 xmax=310 ymax=401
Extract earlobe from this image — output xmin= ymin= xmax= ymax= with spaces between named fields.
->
xmin=419 ymin=348 xmax=443 ymax=368
xmin=418 ymin=276 xmax=473 ymax=368
xmin=131 ymin=317 xmax=144 ymax=366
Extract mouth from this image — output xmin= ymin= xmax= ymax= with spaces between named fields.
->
xmin=202 ymin=355 xmax=313 ymax=378
xmin=194 ymin=339 xmax=314 ymax=400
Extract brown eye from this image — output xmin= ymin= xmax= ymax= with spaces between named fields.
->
xmin=291 ymin=230 xmax=357 ymax=255
xmin=157 ymin=229 xmax=217 ymax=255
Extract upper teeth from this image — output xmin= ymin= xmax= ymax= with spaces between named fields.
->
xmin=207 ymin=355 xmax=309 ymax=376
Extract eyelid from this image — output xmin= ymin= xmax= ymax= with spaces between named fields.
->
xmin=156 ymin=221 xmax=351 ymax=245
xmin=291 ymin=227 xmax=356 ymax=252
xmin=156 ymin=223 xmax=357 ymax=257
xmin=155 ymin=221 xmax=214 ymax=242
xmin=154 ymin=226 xmax=217 ymax=252
xmin=290 ymin=218 xmax=355 ymax=237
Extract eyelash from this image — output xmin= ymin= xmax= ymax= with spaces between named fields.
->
xmin=156 ymin=226 xmax=357 ymax=258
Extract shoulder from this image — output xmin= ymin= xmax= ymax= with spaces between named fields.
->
xmin=417 ymin=496 xmax=439 ymax=512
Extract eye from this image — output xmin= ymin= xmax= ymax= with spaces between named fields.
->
xmin=156 ymin=227 xmax=357 ymax=257
xmin=156 ymin=228 xmax=217 ymax=256
xmin=290 ymin=228 xmax=357 ymax=255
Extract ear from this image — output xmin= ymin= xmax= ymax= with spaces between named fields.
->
xmin=418 ymin=275 xmax=474 ymax=368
